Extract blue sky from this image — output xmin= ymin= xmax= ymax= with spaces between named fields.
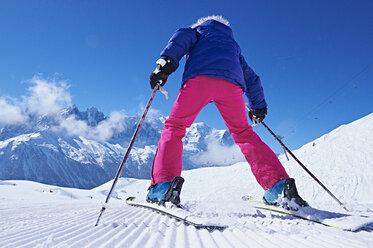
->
xmin=0 ymin=0 xmax=372 ymax=153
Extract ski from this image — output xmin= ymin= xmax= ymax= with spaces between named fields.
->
xmin=125 ymin=197 xmax=228 ymax=232
xmin=242 ymin=196 xmax=373 ymax=232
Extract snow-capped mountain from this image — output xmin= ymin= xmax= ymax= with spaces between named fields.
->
xmin=0 ymin=106 xmax=240 ymax=189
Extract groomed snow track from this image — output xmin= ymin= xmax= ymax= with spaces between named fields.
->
xmin=1 ymin=202 xmax=372 ymax=248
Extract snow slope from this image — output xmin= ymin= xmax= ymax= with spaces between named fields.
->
xmin=0 ymin=113 xmax=372 ymax=247
xmin=0 ymin=163 xmax=372 ymax=248
xmin=278 ymin=112 xmax=373 ymax=211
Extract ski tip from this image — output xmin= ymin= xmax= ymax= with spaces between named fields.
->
xmin=205 ymin=225 xmax=229 ymax=232
xmin=241 ymin=195 xmax=253 ymax=201
xmin=126 ymin=196 xmax=136 ymax=202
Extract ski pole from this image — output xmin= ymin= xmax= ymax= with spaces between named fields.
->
xmin=95 ymin=83 xmax=163 ymax=226
xmin=245 ymin=105 xmax=349 ymax=212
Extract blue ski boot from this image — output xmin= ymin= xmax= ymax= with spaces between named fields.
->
xmin=263 ymin=178 xmax=308 ymax=210
xmin=147 ymin=176 xmax=184 ymax=206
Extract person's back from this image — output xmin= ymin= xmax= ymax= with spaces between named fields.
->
xmin=183 ymin=20 xmax=244 ymax=88
xmin=159 ymin=17 xmax=266 ymax=111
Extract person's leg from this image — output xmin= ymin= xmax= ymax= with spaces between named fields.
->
xmin=213 ymin=80 xmax=289 ymax=190
xmin=151 ymin=75 xmax=214 ymax=185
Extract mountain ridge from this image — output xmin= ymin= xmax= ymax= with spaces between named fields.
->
xmin=0 ymin=105 xmax=238 ymax=188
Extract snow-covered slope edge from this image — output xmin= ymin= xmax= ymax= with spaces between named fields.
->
xmin=278 ymin=113 xmax=373 ymax=211
xmin=1 ymin=158 xmax=373 ymax=248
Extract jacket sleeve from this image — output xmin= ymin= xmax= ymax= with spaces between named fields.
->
xmin=239 ymin=54 xmax=267 ymax=110
xmin=160 ymin=28 xmax=198 ymax=70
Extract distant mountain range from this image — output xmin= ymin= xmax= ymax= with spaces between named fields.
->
xmin=0 ymin=106 xmax=242 ymax=189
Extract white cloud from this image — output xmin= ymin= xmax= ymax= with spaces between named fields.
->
xmin=138 ymin=101 xmax=162 ymax=118
xmin=94 ymin=111 xmax=126 ymax=141
xmin=1 ymin=74 xmax=127 ymax=141
xmin=57 ymin=111 xmax=126 ymax=142
xmin=58 ymin=115 xmax=90 ymax=137
xmin=191 ymin=136 xmax=245 ymax=166
xmin=0 ymin=97 xmax=28 ymax=124
xmin=23 ymin=75 xmax=72 ymax=115
xmin=0 ymin=74 xmax=72 ymax=125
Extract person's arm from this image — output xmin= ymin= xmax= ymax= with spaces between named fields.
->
xmin=149 ymin=28 xmax=197 ymax=89
xmin=239 ymin=54 xmax=267 ymax=110
xmin=160 ymin=28 xmax=198 ymax=70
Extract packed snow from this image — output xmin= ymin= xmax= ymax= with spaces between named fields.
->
xmin=0 ymin=113 xmax=373 ymax=247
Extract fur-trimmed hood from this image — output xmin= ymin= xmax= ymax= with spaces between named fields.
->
xmin=190 ymin=15 xmax=230 ymax=28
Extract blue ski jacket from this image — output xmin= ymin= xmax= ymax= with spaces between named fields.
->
xmin=160 ymin=20 xmax=267 ymax=110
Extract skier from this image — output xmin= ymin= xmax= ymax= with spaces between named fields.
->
xmin=147 ymin=16 xmax=308 ymax=209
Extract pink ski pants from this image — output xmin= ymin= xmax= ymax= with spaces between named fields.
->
xmin=151 ymin=75 xmax=289 ymax=190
